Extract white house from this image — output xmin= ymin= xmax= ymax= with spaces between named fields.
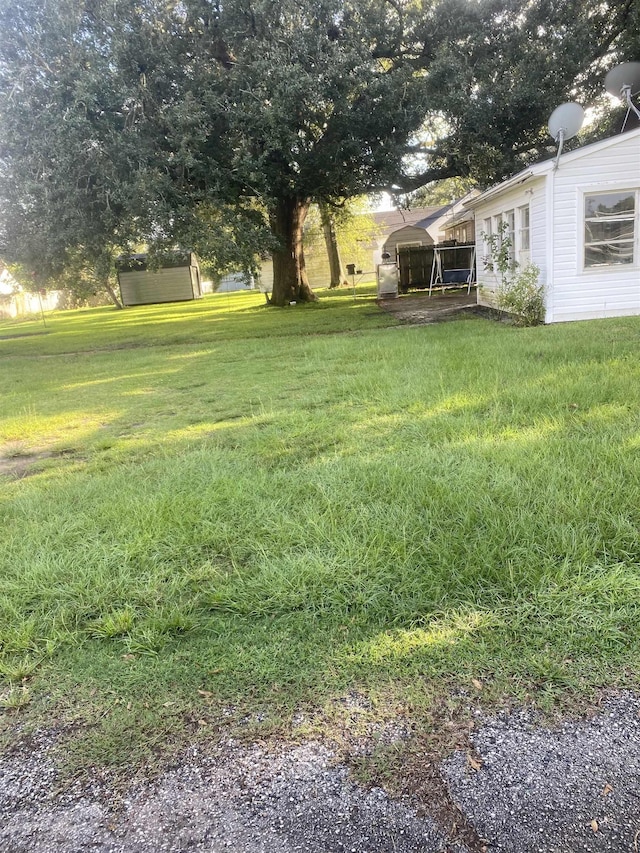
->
xmin=217 ymin=271 xmax=256 ymax=292
xmin=467 ymin=127 xmax=640 ymax=323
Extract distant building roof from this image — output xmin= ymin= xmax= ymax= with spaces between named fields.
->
xmin=370 ymin=207 xmax=445 ymax=231
xmin=414 ymin=202 xmax=456 ymax=229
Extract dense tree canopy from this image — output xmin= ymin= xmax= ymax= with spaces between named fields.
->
xmin=407 ymin=0 xmax=640 ymax=187
xmin=0 ymin=0 xmax=637 ymax=306
xmin=0 ymin=0 xmax=273 ymax=300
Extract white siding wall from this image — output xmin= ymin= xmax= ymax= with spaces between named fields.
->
xmin=530 ymin=184 xmax=547 ymax=284
xmin=474 ymin=178 xmax=546 ymax=310
xmin=549 ymin=132 xmax=640 ymax=322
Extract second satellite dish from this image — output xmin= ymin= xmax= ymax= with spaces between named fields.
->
xmin=548 ymin=102 xmax=585 ymax=170
xmin=604 ymin=62 xmax=640 ymax=129
xmin=604 ymin=62 xmax=640 ymax=98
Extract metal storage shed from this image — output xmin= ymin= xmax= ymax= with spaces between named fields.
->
xmin=116 ymin=252 xmax=202 ymax=306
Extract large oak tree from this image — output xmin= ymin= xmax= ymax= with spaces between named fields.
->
xmin=0 ymin=0 xmax=636 ymax=307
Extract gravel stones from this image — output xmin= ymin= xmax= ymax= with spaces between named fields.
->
xmin=442 ymin=693 xmax=640 ymax=852
xmin=2 ymin=694 xmax=640 ymax=853
xmin=0 ymin=737 xmax=452 ymax=853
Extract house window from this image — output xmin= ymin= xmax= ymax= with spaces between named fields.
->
xmin=482 ymin=217 xmax=492 ymax=257
xmin=518 ymin=205 xmax=530 ymax=253
xmin=504 ymin=209 xmax=515 ymax=262
xmin=584 ymin=191 xmax=637 ymax=267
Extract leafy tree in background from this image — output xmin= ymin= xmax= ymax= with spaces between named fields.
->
xmin=319 ymin=204 xmax=349 ymax=290
xmin=327 ymin=201 xmax=382 ymax=282
xmin=0 ymin=0 xmax=432 ymax=306
xmin=305 ymin=199 xmax=380 ymax=288
xmin=8 ymin=254 xmax=123 ymax=308
xmin=406 ymin=176 xmax=477 ymax=210
xmin=0 ymin=0 xmax=272 ymax=304
xmin=185 ymin=0 xmax=437 ymax=306
xmin=0 ymin=0 xmax=637 ymax=308
xmin=0 ymin=0 xmax=163 ymax=304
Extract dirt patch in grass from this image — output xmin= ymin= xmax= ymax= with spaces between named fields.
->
xmin=370 ymin=735 xmax=490 ymax=852
xmin=345 ymin=696 xmax=489 ymax=852
xmin=0 ymin=454 xmax=36 ymax=479
xmin=376 ymin=288 xmax=479 ymax=325
xmin=0 ymin=442 xmax=80 ymax=479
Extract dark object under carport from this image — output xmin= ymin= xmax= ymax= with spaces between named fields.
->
xmin=116 ymin=252 xmax=202 ymax=306
xmin=397 ymin=243 xmax=476 ymax=295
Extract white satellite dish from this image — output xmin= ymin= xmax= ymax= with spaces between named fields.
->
xmin=548 ymin=102 xmax=585 ymax=170
xmin=604 ymin=62 xmax=640 ymax=130
xmin=604 ymin=62 xmax=640 ymax=98
xmin=548 ymin=102 xmax=585 ymax=141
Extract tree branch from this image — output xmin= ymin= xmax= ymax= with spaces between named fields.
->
xmin=370 ymin=163 xmax=464 ymax=195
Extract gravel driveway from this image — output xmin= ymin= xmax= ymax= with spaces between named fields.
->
xmin=2 ymin=694 xmax=639 ymax=852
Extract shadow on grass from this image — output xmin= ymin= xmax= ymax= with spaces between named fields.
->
xmin=0 ymin=289 xmax=388 ymax=358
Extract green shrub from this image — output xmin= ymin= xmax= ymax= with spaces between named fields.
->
xmin=482 ymin=222 xmax=545 ymax=327
xmin=497 ymin=263 xmax=545 ymax=327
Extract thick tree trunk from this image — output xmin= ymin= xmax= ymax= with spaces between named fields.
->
xmin=269 ymin=196 xmax=318 ymax=307
xmin=320 ymin=203 xmax=349 ymax=288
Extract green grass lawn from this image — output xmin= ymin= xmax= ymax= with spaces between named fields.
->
xmin=1 ymin=288 xmax=640 ymax=770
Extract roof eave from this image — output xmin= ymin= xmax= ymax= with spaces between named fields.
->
xmin=464 ymin=169 xmax=544 ymax=209
xmin=466 ymin=127 xmax=640 ymax=210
